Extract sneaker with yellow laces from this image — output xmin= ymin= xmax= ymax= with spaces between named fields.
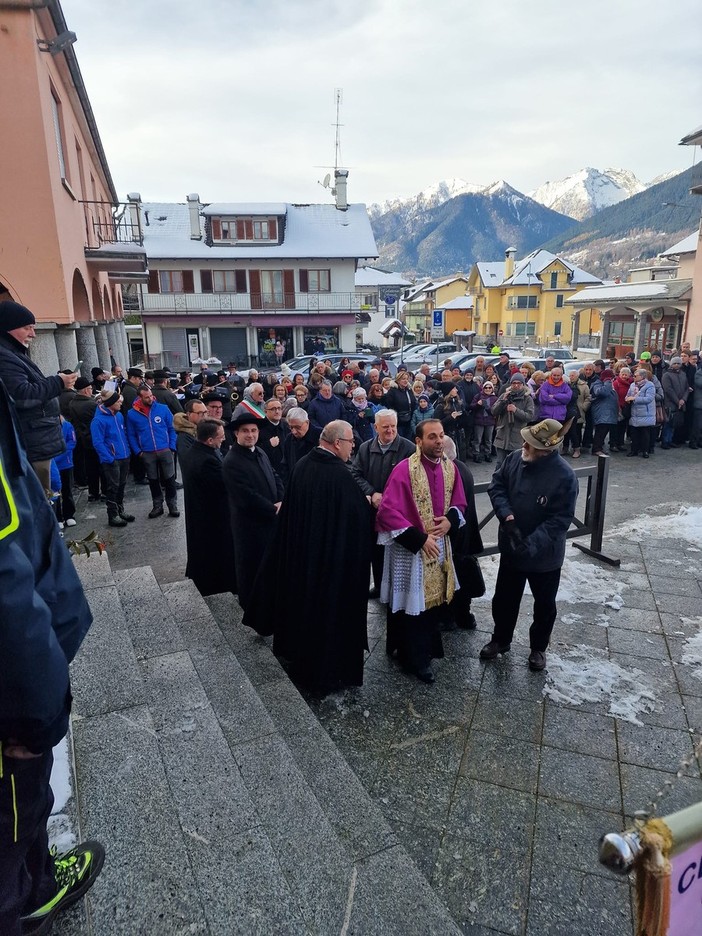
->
xmin=21 ymin=840 xmax=105 ymax=935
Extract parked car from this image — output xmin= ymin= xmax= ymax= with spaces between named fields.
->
xmin=523 ymin=348 xmax=575 ymax=361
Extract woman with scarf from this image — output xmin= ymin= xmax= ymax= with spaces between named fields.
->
xmin=562 ymin=369 xmax=590 ymax=458
xmin=492 ymin=373 xmax=535 ymax=466
xmin=538 ymin=366 xmax=571 ymax=424
xmin=470 ymin=380 xmax=497 ymax=463
xmin=433 ymin=383 xmax=467 ymax=460
xmin=347 ymin=387 xmax=375 ymax=443
xmin=611 ymin=366 xmax=634 ymax=451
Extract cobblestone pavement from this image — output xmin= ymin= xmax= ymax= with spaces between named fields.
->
xmin=65 ymin=446 xmax=702 ymax=935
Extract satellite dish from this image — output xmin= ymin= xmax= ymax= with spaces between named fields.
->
xmin=323 ymin=173 xmax=331 ymax=188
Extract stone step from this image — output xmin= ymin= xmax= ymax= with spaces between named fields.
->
xmin=67 ymin=553 xmax=461 ymax=934
xmin=204 ymin=591 xmax=463 ymax=934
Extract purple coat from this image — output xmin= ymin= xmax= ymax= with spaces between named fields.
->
xmin=471 ymin=391 xmax=497 ymax=426
xmin=538 ymin=378 xmax=572 ymax=422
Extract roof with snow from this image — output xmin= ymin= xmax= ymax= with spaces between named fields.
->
xmin=680 ymin=125 xmax=702 ymax=146
xmin=565 ymin=279 xmax=692 ymax=305
xmin=660 ymin=230 xmax=699 ymax=257
xmin=475 ymin=262 xmax=505 ymax=286
xmin=141 ymin=201 xmax=378 ymax=260
xmin=355 ymin=266 xmax=413 ymax=287
xmin=436 ymin=296 xmax=474 ymax=310
xmin=504 ymin=250 xmax=601 ymax=286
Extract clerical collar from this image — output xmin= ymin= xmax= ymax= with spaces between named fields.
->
xmin=421 ymin=453 xmax=442 ymax=465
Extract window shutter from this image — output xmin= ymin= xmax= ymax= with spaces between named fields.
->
xmin=211 ymin=219 xmax=221 ymax=240
xmin=245 ymin=220 xmax=253 ymax=240
xmin=236 ymin=220 xmax=245 ymax=240
xmin=235 ymin=270 xmax=247 ymax=293
xmin=299 ymin=269 xmax=308 ymax=293
xmin=249 ymin=270 xmax=262 ymax=309
xmin=148 ymin=269 xmax=160 ymax=293
xmin=182 ymin=270 xmax=194 ymax=293
xmin=269 ymin=218 xmax=277 ymax=241
xmin=201 ymin=270 xmax=213 ymax=293
xmin=283 ymin=270 xmax=295 ymax=309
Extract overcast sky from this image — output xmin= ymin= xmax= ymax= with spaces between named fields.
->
xmin=62 ymin=0 xmax=701 ymax=206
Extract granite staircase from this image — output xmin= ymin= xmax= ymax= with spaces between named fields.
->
xmin=57 ymin=552 xmax=461 ymax=935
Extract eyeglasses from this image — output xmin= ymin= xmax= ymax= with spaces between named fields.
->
xmin=339 ymin=437 xmax=354 ymax=444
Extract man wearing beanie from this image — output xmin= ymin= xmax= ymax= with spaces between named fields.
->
xmin=0 ymin=300 xmax=77 ymax=494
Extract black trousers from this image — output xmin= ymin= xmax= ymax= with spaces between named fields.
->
xmin=371 ymin=543 xmax=385 ymax=592
xmin=386 ymin=605 xmax=444 ymax=671
xmin=0 ymin=748 xmax=56 ymax=936
xmin=491 ymin=558 xmax=561 ymax=652
xmin=628 ymin=425 xmax=651 ymax=455
xmin=141 ymin=450 xmax=177 ymax=508
xmin=100 ymin=458 xmax=130 ymax=515
xmin=592 ymin=423 xmax=615 ymax=453
xmin=56 ymin=468 xmax=75 ymax=522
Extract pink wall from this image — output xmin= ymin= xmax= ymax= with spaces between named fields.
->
xmin=0 ymin=5 xmax=119 ymax=324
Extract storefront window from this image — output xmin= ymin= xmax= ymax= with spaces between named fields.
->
xmin=257 ymin=327 xmax=292 ymax=367
xmin=302 ymin=328 xmax=339 ymax=356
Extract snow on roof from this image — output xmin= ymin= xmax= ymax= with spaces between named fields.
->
xmin=506 ymin=249 xmax=601 ymax=286
xmin=660 ymin=230 xmax=699 ymax=257
xmin=141 ymin=202 xmax=378 ymax=260
xmin=355 ymin=266 xmax=413 ymax=287
xmin=565 ymin=278 xmax=692 ymax=304
xmin=476 ymin=262 xmax=504 ymax=285
xmin=436 ymin=296 xmax=474 ymax=309
xmin=680 ymin=125 xmax=702 ymax=146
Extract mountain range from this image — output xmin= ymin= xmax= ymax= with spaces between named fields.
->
xmin=368 ymin=165 xmax=699 ymax=280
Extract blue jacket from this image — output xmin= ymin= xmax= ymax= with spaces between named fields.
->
xmin=0 ymin=378 xmax=92 ymax=753
xmin=488 ymin=448 xmax=579 ymax=572
xmin=627 ymin=379 xmax=656 ymax=427
xmin=126 ymin=399 xmax=176 ymax=453
xmin=54 ymin=419 xmax=77 ymax=471
xmin=307 ymin=392 xmax=346 ymax=428
xmin=589 ymin=378 xmax=619 ymax=425
xmin=91 ymin=404 xmax=131 ymax=463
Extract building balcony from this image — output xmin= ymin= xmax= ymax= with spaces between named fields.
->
xmin=505 ymin=299 xmax=539 ymax=311
xmin=140 ymin=291 xmax=362 ymax=315
xmin=82 ymin=200 xmax=148 ymax=282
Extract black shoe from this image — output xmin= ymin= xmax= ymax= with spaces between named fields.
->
xmin=148 ymin=505 xmax=164 ymax=519
xmin=642 ymin=452 xmax=649 ymax=459
xmin=661 ymin=443 xmax=672 ymax=450
xmin=690 ymin=444 xmax=699 ymax=450
xmin=626 ymin=451 xmax=637 ymax=457
xmin=528 ymin=650 xmax=546 ymax=671
xmin=108 ymin=514 xmax=128 ymax=528
xmin=118 ymin=507 xmax=136 ymax=522
xmin=415 ymin=666 xmax=435 ymax=684
xmin=167 ymin=506 xmax=180 ymax=518
xmin=479 ymin=639 xmax=510 ymax=660
xmin=21 ymin=840 xmax=105 ymax=935
xmin=87 ymin=495 xmax=101 ymax=502
xmin=457 ymin=612 xmax=477 ymax=630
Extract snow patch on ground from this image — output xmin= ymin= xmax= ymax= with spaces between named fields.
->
xmin=681 ymin=624 xmax=702 ymax=682
xmin=606 ymin=504 xmax=702 ymax=547
xmin=544 ymin=646 xmax=656 ymax=725
xmin=48 ymin=736 xmax=76 ymax=852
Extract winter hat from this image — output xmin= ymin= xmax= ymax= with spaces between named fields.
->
xmin=418 ymin=393 xmax=431 ymax=404
xmin=483 ymin=381 xmax=494 ymax=391
xmin=510 ymin=373 xmax=526 ymax=384
xmin=0 ymin=300 xmax=35 ymax=331
xmin=669 ymin=356 xmax=682 ymax=366
xmin=640 ymin=351 xmax=651 ymax=361
xmin=650 ymin=350 xmax=662 ymax=359
xmin=74 ymin=377 xmax=91 ymax=390
xmin=601 ymin=369 xmax=614 ymax=381
xmin=520 ymin=419 xmax=564 ymax=450
xmin=91 ymin=366 xmax=108 ymax=380
xmin=341 ymin=370 xmax=354 ymax=379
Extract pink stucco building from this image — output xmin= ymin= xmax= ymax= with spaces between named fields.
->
xmin=0 ymin=0 xmax=146 ymax=375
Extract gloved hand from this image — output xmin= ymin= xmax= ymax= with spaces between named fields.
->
xmin=502 ymin=518 xmax=523 ymax=547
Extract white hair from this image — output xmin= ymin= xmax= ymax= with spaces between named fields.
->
xmin=285 ymin=407 xmax=308 ymax=423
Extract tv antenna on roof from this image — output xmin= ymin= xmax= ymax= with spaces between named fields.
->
xmin=317 ymin=88 xmax=344 ymax=190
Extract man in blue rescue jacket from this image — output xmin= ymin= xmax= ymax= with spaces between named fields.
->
xmin=126 ymin=385 xmax=179 ymax=519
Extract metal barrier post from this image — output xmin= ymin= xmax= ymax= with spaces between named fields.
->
xmin=571 ymin=455 xmax=620 ymax=566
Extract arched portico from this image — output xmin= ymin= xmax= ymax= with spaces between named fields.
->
xmin=71 ymin=270 xmax=92 ymax=323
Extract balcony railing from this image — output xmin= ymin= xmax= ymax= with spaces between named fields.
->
xmin=139 ymin=291 xmax=361 ymax=315
xmin=506 ymin=299 xmax=539 ymax=311
xmin=81 ymin=200 xmax=144 ymax=250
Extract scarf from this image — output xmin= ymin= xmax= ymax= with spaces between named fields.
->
xmin=239 ymin=399 xmax=266 ymax=419
xmin=407 ymin=449 xmax=456 ymax=609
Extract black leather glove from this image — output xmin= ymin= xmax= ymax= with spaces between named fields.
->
xmin=502 ymin=518 xmax=523 ymax=546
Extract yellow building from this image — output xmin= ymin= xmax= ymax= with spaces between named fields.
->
xmin=467 ymin=248 xmax=602 ymax=348
xmin=401 ymin=275 xmax=469 ymax=341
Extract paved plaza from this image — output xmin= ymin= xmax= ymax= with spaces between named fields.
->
xmin=55 ymin=447 xmax=702 ymax=934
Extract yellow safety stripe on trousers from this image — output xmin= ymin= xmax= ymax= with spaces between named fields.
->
xmin=0 ymin=456 xmax=19 ymax=541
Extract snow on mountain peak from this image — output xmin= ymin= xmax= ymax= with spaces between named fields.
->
xmin=528 ymin=167 xmax=645 ymax=221
xmin=369 ymin=177 xmax=485 ymax=217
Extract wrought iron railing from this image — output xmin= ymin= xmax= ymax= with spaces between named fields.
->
xmin=81 ymin=200 xmax=144 ymax=249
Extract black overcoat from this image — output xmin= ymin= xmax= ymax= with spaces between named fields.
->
xmin=244 ymin=447 xmax=372 ymax=692
xmin=180 ymin=441 xmax=236 ymax=596
xmin=222 ymin=443 xmax=284 ymax=609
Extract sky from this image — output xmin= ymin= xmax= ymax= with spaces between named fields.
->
xmin=62 ymin=0 xmax=702 ymax=207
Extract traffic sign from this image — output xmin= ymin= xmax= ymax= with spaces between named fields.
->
xmin=431 ymin=309 xmax=444 ymax=339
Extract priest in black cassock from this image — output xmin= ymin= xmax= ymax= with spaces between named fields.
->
xmin=243 ymin=420 xmax=372 ymax=693
xmin=222 ymin=412 xmax=284 ymax=610
xmin=180 ymin=418 xmax=236 ymax=596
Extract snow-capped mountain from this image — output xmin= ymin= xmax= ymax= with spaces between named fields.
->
xmin=527 ymin=167 xmax=646 ymax=221
xmin=368 ymin=178 xmax=485 ymax=219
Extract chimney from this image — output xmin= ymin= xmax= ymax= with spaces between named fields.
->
xmin=187 ymin=193 xmax=201 ymax=240
xmin=127 ymin=193 xmax=142 ymax=243
xmin=504 ymin=246 xmax=516 ymax=280
xmin=334 ymin=169 xmax=348 ymax=211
